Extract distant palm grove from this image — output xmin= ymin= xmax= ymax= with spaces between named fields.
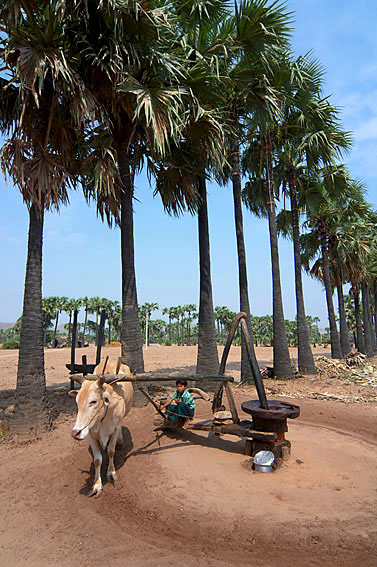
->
xmin=1 ymin=296 xmax=326 ymax=348
xmin=1 ymin=0 xmax=377 ymax=435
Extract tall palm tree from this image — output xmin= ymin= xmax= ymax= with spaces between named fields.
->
xmin=225 ymin=0 xmax=292 ymax=382
xmin=79 ymin=1 xmax=189 ymax=373
xmin=0 ymin=0 xmax=93 ymax=434
xmin=272 ymin=54 xmax=351 ymax=370
xmin=151 ymin=0 xmax=232 ymax=374
xmin=301 ymin=169 xmax=370 ymax=358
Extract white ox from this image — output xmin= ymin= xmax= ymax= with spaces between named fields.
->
xmin=69 ymin=359 xmax=133 ymax=497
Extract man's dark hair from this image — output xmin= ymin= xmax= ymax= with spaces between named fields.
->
xmin=176 ymin=379 xmax=187 ymax=387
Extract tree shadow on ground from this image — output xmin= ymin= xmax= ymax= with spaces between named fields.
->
xmin=79 ymin=426 xmax=133 ymax=496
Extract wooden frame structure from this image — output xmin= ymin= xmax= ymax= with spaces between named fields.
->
xmin=70 ymin=311 xmax=281 ymax=450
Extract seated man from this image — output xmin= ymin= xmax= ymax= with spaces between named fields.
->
xmin=159 ymin=379 xmax=195 ymax=428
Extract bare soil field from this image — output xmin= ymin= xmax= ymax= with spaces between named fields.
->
xmin=1 ymin=345 xmax=377 ymax=567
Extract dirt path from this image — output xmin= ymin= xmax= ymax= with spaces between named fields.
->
xmin=1 ymin=346 xmax=377 ymax=566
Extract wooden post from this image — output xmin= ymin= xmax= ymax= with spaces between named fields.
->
xmin=71 ymin=309 xmax=78 ymax=367
xmin=224 ymin=382 xmax=240 ymax=424
xmin=240 ymin=319 xmax=269 ymax=409
xmin=70 ymin=309 xmax=78 ymax=390
xmin=212 ymin=382 xmax=224 ymax=413
xmin=96 ymin=311 xmax=106 ymax=365
xmin=82 ymin=355 xmax=88 ymax=376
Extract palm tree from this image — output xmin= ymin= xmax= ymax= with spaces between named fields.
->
xmin=271 ymin=53 xmax=351 ymax=371
xmin=106 ymin=300 xmax=120 ymax=344
xmin=80 ymin=296 xmax=90 ymax=345
xmin=63 ymin=298 xmax=75 ymax=345
xmin=89 ymin=297 xmax=102 ymax=347
xmin=162 ymin=307 xmax=175 ymax=344
xmin=143 ymin=303 xmax=159 ymax=347
xmin=70 ymin=298 xmax=83 ymax=349
xmin=225 ymin=0 xmax=292 ymax=382
xmin=301 ymin=169 xmax=370 ymax=358
xmin=79 ymin=1 xmax=189 ymax=372
xmin=41 ymin=297 xmax=56 ymax=347
xmin=0 ymin=1 xmax=93 ymax=433
xmin=52 ymin=296 xmax=68 ymax=346
xmin=184 ymin=304 xmax=197 ymax=346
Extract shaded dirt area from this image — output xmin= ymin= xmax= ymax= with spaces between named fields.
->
xmin=1 ymin=345 xmax=377 ymax=566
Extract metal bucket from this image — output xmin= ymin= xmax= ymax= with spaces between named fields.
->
xmin=253 ymin=450 xmax=274 ymax=473
xmin=253 ymin=463 xmax=273 ymax=473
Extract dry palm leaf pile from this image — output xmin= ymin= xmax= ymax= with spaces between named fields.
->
xmin=315 ymin=351 xmax=377 ymax=386
xmin=263 ymin=351 xmax=377 ymax=404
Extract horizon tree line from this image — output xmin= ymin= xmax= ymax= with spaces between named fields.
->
xmin=1 ymin=295 xmax=344 ymax=351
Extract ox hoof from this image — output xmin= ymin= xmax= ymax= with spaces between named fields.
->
xmin=88 ymin=485 xmax=103 ymax=498
xmin=107 ymin=470 xmax=117 ymax=483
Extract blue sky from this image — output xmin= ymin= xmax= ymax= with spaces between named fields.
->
xmin=1 ymin=0 xmax=377 ymax=326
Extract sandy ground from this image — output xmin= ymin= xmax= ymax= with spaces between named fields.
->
xmin=1 ymin=345 xmax=377 ymax=566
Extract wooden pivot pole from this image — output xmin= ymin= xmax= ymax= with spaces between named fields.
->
xmin=69 ymin=309 xmax=78 ymax=390
xmin=218 ymin=312 xmax=269 ymax=410
xmin=224 ymin=382 xmax=240 ymax=424
xmin=138 ymin=386 xmax=166 ymax=418
xmin=75 ymin=373 xmax=235 ymax=384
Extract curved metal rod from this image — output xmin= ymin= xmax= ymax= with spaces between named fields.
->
xmin=218 ymin=312 xmax=269 ymax=410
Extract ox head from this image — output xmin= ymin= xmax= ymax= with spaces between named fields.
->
xmin=69 ymin=377 xmax=112 ymax=440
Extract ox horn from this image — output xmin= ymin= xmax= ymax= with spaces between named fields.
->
xmin=73 ymin=375 xmax=85 ymax=385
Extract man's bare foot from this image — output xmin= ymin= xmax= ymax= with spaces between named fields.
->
xmin=182 ymin=418 xmax=191 ymax=429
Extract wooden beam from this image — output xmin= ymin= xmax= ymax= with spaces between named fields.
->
xmin=161 ymin=420 xmax=277 ymax=441
xmin=224 ymin=382 xmax=240 ymax=425
xmin=77 ymin=373 xmax=235 ymax=384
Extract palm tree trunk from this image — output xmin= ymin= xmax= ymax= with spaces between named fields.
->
xmin=68 ymin=311 xmax=72 ymax=345
xmin=82 ymin=307 xmax=88 ymax=345
xmin=320 ymin=235 xmax=342 ymax=359
xmin=117 ymin=138 xmax=144 ymax=372
xmin=264 ymin=139 xmax=293 ymax=378
xmin=196 ymin=177 xmax=219 ymax=374
xmin=289 ymin=177 xmax=316 ymax=374
xmin=373 ymin=279 xmax=377 ymax=339
xmin=95 ymin=309 xmax=99 ymax=347
xmin=53 ymin=311 xmax=59 ymax=346
xmin=13 ymin=204 xmax=50 ymax=435
xmin=336 ymin=284 xmax=351 ymax=356
xmin=353 ymin=291 xmax=365 ymax=353
xmin=146 ymin=312 xmax=149 ymax=348
xmin=108 ymin=322 xmax=111 ymax=344
xmin=361 ymin=281 xmax=374 ymax=356
xmin=230 ymin=129 xmax=260 ymax=383
xmin=187 ymin=317 xmax=191 ymax=346
xmin=168 ymin=314 xmax=172 ymax=343
xmin=366 ymin=284 xmax=376 ymax=351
